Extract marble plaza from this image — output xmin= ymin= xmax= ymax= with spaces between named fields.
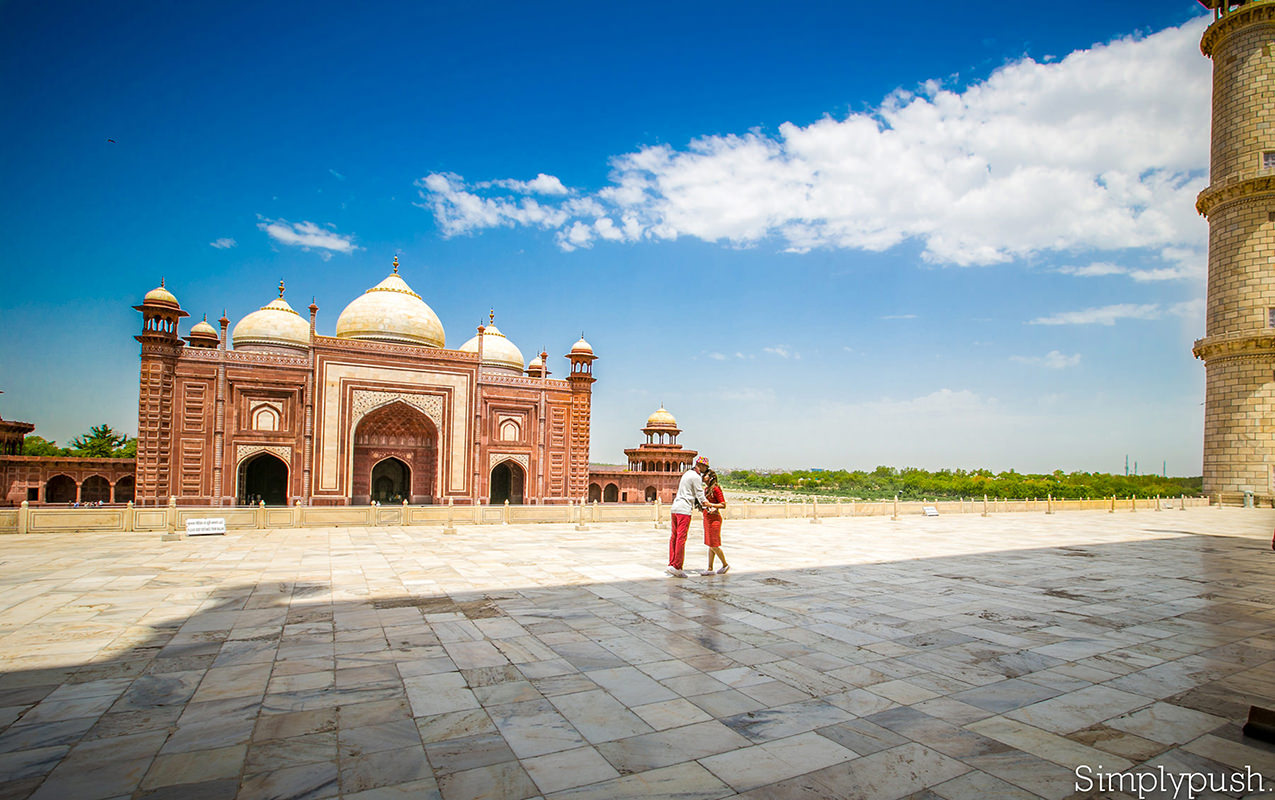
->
xmin=0 ymin=508 xmax=1272 ymax=799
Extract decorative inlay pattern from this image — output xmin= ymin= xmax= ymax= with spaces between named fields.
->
xmin=235 ymin=444 xmax=292 ymax=465
xmin=350 ymin=391 xmax=443 ymax=430
xmin=489 ymin=453 xmax=530 ymax=472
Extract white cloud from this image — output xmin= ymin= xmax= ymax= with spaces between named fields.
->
xmin=418 ymin=19 xmax=1209 ymax=271
xmin=210 ymin=238 xmax=236 ymax=249
xmin=1169 ymin=298 xmax=1204 ymax=319
xmin=706 ymin=352 xmax=727 ymax=360
xmin=257 ymin=217 xmax=359 ymax=258
xmin=762 ymin=345 xmax=799 ymax=359
xmin=479 ymin=173 xmax=569 ymax=195
xmin=1060 ymin=261 xmax=1125 ymax=277
xmin=1029 ymin=303 xmax=1162 ymax=326
xmin=1010 ymin=350 xmax=1082 ymax=368
xmin=880 ymin=314 xmax=917 ymax=320
xmin=415 ymin=172 xmax=572 ymax=237
xmin=1059 ymin=256 xmax=1204 ymax=282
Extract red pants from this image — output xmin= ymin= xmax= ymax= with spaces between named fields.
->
xmin=669 ymin=513 xmax=691 ymax=568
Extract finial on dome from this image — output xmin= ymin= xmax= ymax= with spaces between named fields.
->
xmin=278 ymin=279 xmax=286 ymax=298
xmin=160 ymin=277 xmax=166 ymax=288
xmin=489 ymin=309 xmax=495 ymax=326
xmin=392 ymin=255 xmax=399 ymax=274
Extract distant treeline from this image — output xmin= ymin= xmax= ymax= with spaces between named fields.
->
xmin=722 ymin=466 xmax=1203 ymax=501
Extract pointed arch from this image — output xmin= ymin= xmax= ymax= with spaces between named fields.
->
xmin=351 ymin=401 xmax=437 ymax=504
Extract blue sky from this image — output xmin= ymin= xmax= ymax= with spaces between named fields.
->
xmin=0 ymin=1 xmax=1212 ymax=474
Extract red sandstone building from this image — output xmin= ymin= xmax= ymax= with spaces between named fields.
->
xmin=2 ymin=258 xmax=708 ymax=508
xmin=588 ymin=406 xmax=699 ymax=503
xmin=130 ymin=258 xmax=596 ymax=506
xmin=1 ymin=403 xmax=138 ymax=505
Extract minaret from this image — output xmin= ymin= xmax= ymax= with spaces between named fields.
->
xmin=1194 ymin=0 xmax=1275 ymax=500
xmin=134 ymin=279 xmax=188 ymax=505
xmin=566 ymin=335 xmax=596 ymax=501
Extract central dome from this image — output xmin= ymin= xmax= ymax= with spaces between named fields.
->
xmin=335 ymin=258 xmax=445 ymax=348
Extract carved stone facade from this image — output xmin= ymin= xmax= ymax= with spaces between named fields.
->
xmin=131 ymin=264 xmax=596 ymax=506
xmin=1195 ymin=0 xmax=1275 ymax=496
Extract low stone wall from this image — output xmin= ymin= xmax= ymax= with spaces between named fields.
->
xmin=0 ymin=494 xmax=1215 ymax=535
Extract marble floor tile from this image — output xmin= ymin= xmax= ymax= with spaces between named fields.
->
xmin=700 ymin=731 xmax=855 ymax=792
xmin=547 ymin=760 xmax=731 ymax=800
xmin=806 ymin=742 xmax=970 ymax=800
xmin=1104 ymin=702 xmax=1228 ymax=745
xmin=0 ymin=510 xmax=1268 ymax=798
xmin=594 ymin=720 xmax=752 ymax=774
xmin=521 ymin=745 xmax=619 ymax=794
xmin=1005 ymin=685 xmax=1155 ymax=735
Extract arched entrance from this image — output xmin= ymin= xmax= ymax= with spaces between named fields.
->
xmin=491 ymin=460 xmax=525 ymax=505
xmin=370 ymin=458 xmax=410 ymax=504
xmin=81 ymin=475 xmax=110 ymax=504
xmin=588 ymin=483 xmax=602 ymax=503
xmin=238 ymin=453 xmax=288 ymax=506
xmin=603 ymin=483 xmax=619 ymax=503
xmin=46 ymin=475 xmax=76 ymax=504
xmin=645 ymin=486 xmax=658 ymax=501
xmin=114 ymin=476 xmax=135 ymax=504
xmin=351 ymin=402 xmax=437 ymax=504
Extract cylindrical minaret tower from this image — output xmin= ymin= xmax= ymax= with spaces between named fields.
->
xmin=1194 ymin=0 xmax=1275 ymax=500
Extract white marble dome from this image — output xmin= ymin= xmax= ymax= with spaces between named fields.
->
xmin=335 ymin=259 xmax=445 ymax=348
xmin=232 ymin=291 xmax=310 ymax=351
xmin=459 ymin=322 xmax=525 ymax=372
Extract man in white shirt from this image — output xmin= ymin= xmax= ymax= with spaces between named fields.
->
xmin=666 ymin=456 xmax=711 ymax=577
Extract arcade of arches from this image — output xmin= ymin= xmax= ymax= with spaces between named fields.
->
xmin=40 ymin=473 xmax=135 ymax=505
xmin=0 ymin=455 xmax=137 ymax=506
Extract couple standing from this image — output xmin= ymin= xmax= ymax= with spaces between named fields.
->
xmin=666 ymin=455 xmax=730 ymax=578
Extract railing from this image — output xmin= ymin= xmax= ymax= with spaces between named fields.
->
xmin=0 ymin=494 xmax=1215 ymax=535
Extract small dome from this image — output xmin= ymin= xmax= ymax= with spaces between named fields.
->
xmin=190 ymin=317 xmax=218 ymax=338
xmin=232 ymin=288 xmax=310 ymax=350
xmin=144 ymin=280 xmax=179 ymax=308
xmin=528 ymin=353 xmax=544 ymax=369
xmin=459 ymin=323 xmax=525 ymax=372
xmin=570 ymin=336 xmax=593 ymax=356
xmin=646 ymin=406 xmax=678 ymax=429
xmin=335 ymin=259 xmax=445 ymax=348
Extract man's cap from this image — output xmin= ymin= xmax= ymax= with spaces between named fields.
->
xmin=694 ymin=456 xmax=709 ymax=467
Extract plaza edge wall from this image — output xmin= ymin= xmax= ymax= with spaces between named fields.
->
xmin=0 ymin=495 xmax=1213 ymax=535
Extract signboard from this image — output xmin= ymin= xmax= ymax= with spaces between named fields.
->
xmin=185 ymin=518 xmax=227 ymax=536
xmin=922 ymin=506 xmax=939 ymax=517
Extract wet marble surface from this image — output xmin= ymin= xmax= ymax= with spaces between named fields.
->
xmin=0 ymin=508 xmax=1270 ymax=798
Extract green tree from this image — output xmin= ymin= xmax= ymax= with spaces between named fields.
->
xmin=69 ymin=425 xmax=131 ymax=458
xmin=22 ymin=435 xmax=67 ymax=456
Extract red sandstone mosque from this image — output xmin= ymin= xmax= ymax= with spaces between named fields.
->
xmin=1 ymin=259 xmax=694 ymax=507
